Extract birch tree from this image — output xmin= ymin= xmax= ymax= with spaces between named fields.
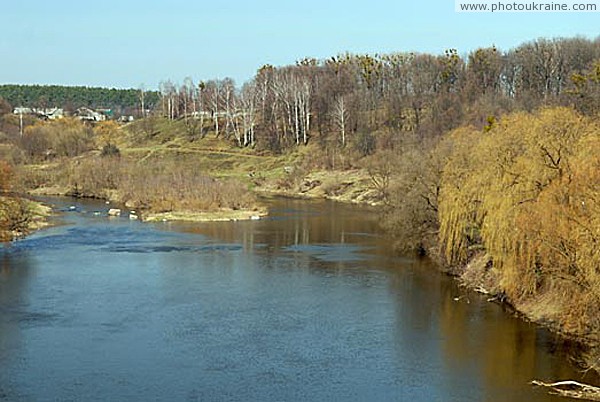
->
xmin=332 ymin=95 xmax=348 ymax=146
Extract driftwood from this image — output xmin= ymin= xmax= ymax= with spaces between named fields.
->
xmin=532 ymin=380 xmax=600 ymax=401
xmin=474 ymin=285 xmax=490 ymax=295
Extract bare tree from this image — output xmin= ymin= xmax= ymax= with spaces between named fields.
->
xmin=138 ymin=84 xmax=146 ymax=118
xmin=332 ymin=95 xmax=348 ymax=146
xmin=159 ymin=80 xmax=177 ymax=120
xmin=205 ymin=80 xmax=222 ymax=137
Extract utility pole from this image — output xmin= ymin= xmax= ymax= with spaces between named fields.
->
xmin=139 ymin=85 xmax=145 ymax=118
xmin=19 ymin=110 xmax=23 ymax=136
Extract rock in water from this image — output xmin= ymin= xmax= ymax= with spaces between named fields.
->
xmin=108 ymin=208 xmax=121 ymax=217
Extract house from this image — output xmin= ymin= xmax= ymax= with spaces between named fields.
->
xmin=75 ymin=107 xmax=105 ymax=122
xmin=13 ymin=107 xmax=34 ymax=115
xmin=13 ymin=107 xmax=64 ymax=120
xmin=41 ymin=108 xmax=64 ymax=120
xmin=96 ymin=109 xmax=114 ymax=119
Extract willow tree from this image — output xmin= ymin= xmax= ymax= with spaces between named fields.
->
xmin=438 ymin=107 xmax=600 ymax=333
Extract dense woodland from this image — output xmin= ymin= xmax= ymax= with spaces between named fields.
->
xmin=1 ymin=36 xmax=600 ymax=350
xmin=0 ymin=84 xmax=160 ymax=115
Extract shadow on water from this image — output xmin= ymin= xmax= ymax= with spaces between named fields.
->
xmin=0 ymin=196 xmax=597 ymax=401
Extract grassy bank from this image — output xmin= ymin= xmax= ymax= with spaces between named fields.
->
xmin=15 ymin=118 xmax=383 ymax=220
xmin=21 ymin=156 xmax=264 ymax=220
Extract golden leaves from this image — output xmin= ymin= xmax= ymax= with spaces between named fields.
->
xmin=439 ymin=107 xmax=600 ymax=318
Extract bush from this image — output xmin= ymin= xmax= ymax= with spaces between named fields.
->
xmin=67 ymin=156 xmax=257 ymax=213
xmin=353 ymin=131 xmax=376 ymax=156
xmin=0 ymin=197 xmax=31 ymax=240
xmin=101 ymin=143 xmax=120 ymax=157
xmin=0 ymin=160 xmax=12 ymax=193
xmin=19 ymin=118 xmax=93 ymax=160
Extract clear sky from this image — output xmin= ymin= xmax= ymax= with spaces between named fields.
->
xmin=0 ymin=0 xmax=598 ymax=89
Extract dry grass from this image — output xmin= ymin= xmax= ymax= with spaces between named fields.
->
xmin=143 ymin=208 xmax=267 ymax=223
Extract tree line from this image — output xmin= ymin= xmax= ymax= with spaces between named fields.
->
xmin=154 ymin=36 xmax=600 ymax=152
xmin=0 ymin=84 xmax=160 ymax=115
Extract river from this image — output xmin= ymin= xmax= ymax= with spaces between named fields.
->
xmin=0 ymin=197 xmax=597 ymax=401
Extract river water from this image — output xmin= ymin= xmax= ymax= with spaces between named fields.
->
xmin=0 ymin=197 xmax=597 ymax=401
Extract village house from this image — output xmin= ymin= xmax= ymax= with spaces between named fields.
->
xmin=13 ymin=107 xmax=64 ymax=120
xmin=74 ymin=107 xmax=105 ymax=122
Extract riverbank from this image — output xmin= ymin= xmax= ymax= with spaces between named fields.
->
xmin=29 ymin=186 xmax=269 ymax=224
xmin=26 ymin=199 xmax=52 ymax=232
xmin=24 ymin=156 xmax=267 ymax=224
xmin=452 ymin=252 xmax=600 ymax=374
xmin=254 ymin=169 xmax=382 ymax=206
xmin=0 ymin=196 xmax=52 ymax=241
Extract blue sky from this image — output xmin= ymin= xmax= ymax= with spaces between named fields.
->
xmin=0 ymin=0 xmax=598 ymax=88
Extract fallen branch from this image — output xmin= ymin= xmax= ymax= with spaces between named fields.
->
xmin=532 ymin=380 xmax=600 ymax=401
xmin=474 ymin=285 xmax=490 ymax=295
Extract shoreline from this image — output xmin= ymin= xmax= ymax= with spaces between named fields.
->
xmin=29 ymin=187 xmax=269 ymax=224
xmin=443 ymin=252 xmax=599 ymax=372
xmin=26 ymin=199 xmax=53 ymax=232
xmin=254 ymin=168 xmax=383 ymax=207
xmin=0 ymin=197 xmax=52 ymax=241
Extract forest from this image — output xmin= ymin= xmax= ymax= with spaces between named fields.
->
xmin=1 ymin=35 xmax=599 ymax=357
xmin=0 ymin=84 xmax=160 ymax=115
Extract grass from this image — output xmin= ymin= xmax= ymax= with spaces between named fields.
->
xmin=118 ymin=122 xmax=380 ymax=206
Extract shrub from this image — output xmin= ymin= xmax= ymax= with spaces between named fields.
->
xmin=101 ymin=143 xmax=120 ymax=157
xmin=66 ymin=156 xmax=257 ymax=213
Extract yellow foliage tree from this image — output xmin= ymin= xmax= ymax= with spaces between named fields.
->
xmin=438 ymin=107 xmax=600 ymax=333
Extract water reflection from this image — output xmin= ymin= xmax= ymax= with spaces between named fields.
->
xmin=0 ymin=253 xmax=27 ymax=355
xmin=0 ymin=196 xmax=597 ymax=401
xmin=166 ymin=198 xmax=382 ymax=251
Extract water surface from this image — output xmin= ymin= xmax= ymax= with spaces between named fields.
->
xmin=0 ymin=197 xmax=597 ymax=401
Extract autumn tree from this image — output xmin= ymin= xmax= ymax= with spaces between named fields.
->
xmin=438 ymin=107 xmax=600 ymax=334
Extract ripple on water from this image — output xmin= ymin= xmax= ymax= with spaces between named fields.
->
xmin=283 ymin=243 xmax=374 ymax=262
